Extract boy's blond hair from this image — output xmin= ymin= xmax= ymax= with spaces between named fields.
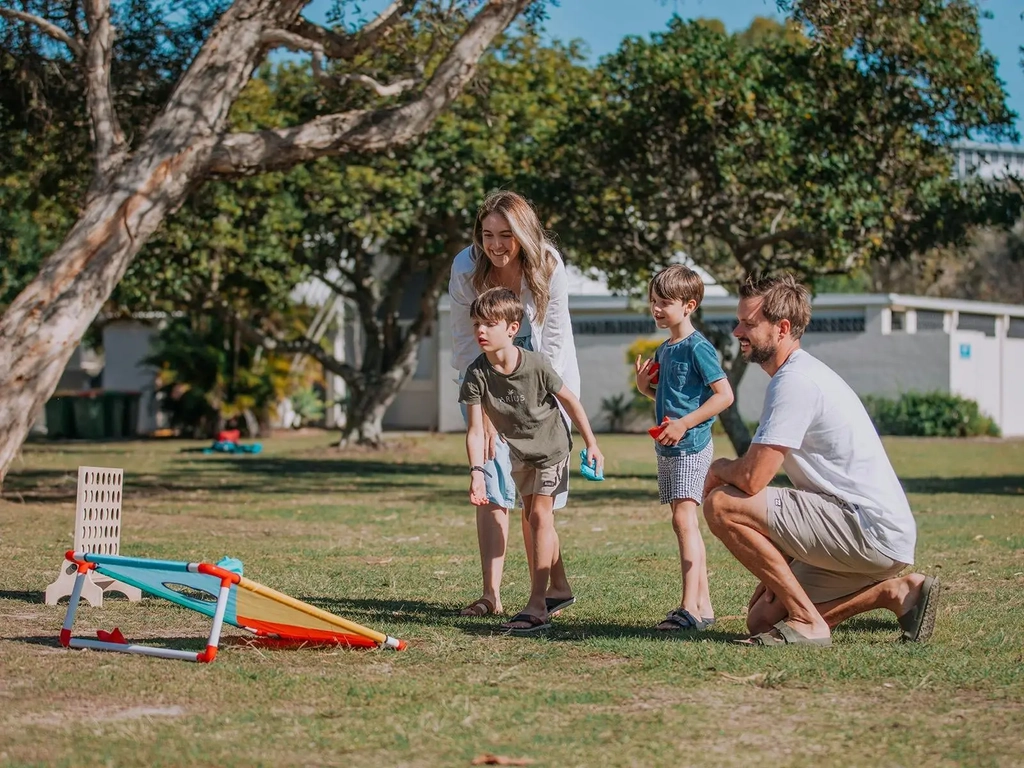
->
xmin=470 ymin=287 xmax=524 ymax=327
xmin=648 ymin=265 xmax=705 ymax=306
xmin=738 ymin=273 xmax=812 ymax=340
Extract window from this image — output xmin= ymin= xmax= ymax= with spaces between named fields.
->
xmin=1008 ymin=317 xmax=1024 ymax=339
xmin=958 ymin=313 xmax=996 ymax=337
xmin=807 ymin=316 xmax=866 ymax=333
xmin=916 ymin=310 xmax=945 ymax=332
xmin=890 ymin=311 xmax=905 ymax=331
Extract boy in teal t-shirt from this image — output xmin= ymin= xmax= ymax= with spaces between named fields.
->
xmin=635 ymin=265 xmax=735 ymax=632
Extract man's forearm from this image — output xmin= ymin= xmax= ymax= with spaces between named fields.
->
xmin=710 ymin=457 xmax=758 ymax=496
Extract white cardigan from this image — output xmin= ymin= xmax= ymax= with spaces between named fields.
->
xmin=448 ymin=244 xmax=581 ymax=397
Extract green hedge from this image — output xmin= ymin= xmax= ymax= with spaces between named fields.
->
xmin=861 ymin=391 xmax=1000 ymax=438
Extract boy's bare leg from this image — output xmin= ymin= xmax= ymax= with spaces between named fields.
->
xmin=521 ymin=508 xmax=572 ymax=603
xmin=505 ymin=493 xmax=556 ymax=627
xmin=697 ymin=526 xmax=713 ymax=620
xmin=658 ymin=499 xmax=710 ymax=627
xmin=463 ymin=503 xmax=508 ymax=615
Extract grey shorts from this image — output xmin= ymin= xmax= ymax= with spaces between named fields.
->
xmin=766 ymin=487 xmax=908 ymax=603
xmin=511 ymin=456 xmax=569 ymax=500
xmin=657 ymin=442 xmax=714 ymax=505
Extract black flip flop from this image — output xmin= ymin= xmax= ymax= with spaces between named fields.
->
xmin=501 ymin=612 xmax=551 ymax=635
xmin=545 ymin=596 xmax=576 ymax=615
xmin=898 ymin=575 xmax=941 ymax=643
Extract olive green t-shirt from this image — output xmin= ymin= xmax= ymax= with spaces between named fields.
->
xmin=459 ymin=348 xmax=571 ymax=468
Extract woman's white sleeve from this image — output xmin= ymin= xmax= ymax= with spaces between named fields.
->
xmin=449 ymin=265 xmax=477 ymax=376
xmin=538 ymin=260 xmax=572 ymax=377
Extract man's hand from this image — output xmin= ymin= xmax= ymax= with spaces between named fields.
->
xmin=634 ymin=356 xmax=655 ymax=394
xmin=656 ymin=417 xmax=689 ymax=447
xmin=703 ymin=458 xmax=731 ymax=498
xmin=469 ymin=473 xmax=488 ymax=506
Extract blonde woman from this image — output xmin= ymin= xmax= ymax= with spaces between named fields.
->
xmin=449 ymin=191 xmax=581 ymax=619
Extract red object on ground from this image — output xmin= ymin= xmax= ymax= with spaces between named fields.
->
xmin=96 ymin=627 xmax=127 ymax=644
xmin=648 ymin=362 xmax=660 ymax=385
xmin=216 ymin=429 xmax=241 ymax=443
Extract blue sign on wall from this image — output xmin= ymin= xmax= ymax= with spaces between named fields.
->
xmin=959 ymin=343 xmax=972 ymax=360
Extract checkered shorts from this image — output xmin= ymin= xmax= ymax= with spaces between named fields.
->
xmin=657 ymin=442 xmax=715 ymax=505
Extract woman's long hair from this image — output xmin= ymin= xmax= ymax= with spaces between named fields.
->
xmin=471 ymin=191 xmax=557 ymax=323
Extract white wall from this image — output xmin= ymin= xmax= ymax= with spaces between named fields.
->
xmin=950 ymin=330 xmax=1003 ymax=426
xmin=1001 ymin=337 xmax=1024 ymax=437
xmin=101 ymin=321 xmax=161 ymax=435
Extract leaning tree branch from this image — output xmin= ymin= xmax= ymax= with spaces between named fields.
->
xmin=83 ymin=0 xmax=128 ymax=192
xmin=285 ymin=0 xmax=414 ymax=62
xmin=0 ymin=8 xmax=86 ymax=57
xmin=206 ymin=0 xmax=533 ymax=176
xmin=260 ymin=29 xmax=418 ymax=94
xmin=218 ymin=301 xmax=361 ymax=382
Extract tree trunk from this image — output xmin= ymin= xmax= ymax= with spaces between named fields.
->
xmin=0 ymin=156 xmax=203 ymax=485
xmin=339 ymin=387 xmax=390 ymax=447
xmin=338 ymin=370 xmax=408 ymax=448
xmin=719 ymin=353 xmax=752 ymax=456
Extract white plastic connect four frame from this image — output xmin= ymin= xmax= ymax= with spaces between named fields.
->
xmin=44 ymin=467 xmax=142 ymax=607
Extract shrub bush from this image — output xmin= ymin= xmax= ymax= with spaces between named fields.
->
xmin=861 ymin=391 xmax=1000 ymax=437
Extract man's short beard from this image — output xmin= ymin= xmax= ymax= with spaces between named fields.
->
xmin=744 ymin=340 xmax=776 ymax=365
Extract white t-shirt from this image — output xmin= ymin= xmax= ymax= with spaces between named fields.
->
xmin=752 ymin=349 xmax=916 ymax=564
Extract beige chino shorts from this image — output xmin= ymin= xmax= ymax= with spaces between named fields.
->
xmin=766 ymin=487 xmax=908 ymax=603
xmin=511 ymin=456 xmax=570 ymax=499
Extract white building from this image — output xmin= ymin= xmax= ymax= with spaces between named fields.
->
xmin=43 ymin=278 xmax=1024 ymax=439
xmin=391 ymin=290 xmax=1024 ymax=437
xmin=952 ymin=140 xmax=1024 ymax=181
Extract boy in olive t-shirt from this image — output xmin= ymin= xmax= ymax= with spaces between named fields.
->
xmin=459 ymin=287 xmax=604 ymax=635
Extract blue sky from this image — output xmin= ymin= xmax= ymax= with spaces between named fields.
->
xmin=303 ymin=0 xmax=1024 ymax=135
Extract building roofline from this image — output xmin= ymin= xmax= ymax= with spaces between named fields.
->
xmin=952 ymin=140 xmax=1024 ymax=153
xmin=440 ymin=292 xmax=1024 ymax=317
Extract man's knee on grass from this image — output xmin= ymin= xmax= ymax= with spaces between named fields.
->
xmin=747 ymin=590 xmax=786 ymax=634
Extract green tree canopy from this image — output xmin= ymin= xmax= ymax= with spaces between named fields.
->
xmin=536 ymin=13 xmax=1018 ymax=452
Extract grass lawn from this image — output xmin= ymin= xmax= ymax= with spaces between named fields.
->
xmin=1 ymin=432 xmax=1022 ymax=767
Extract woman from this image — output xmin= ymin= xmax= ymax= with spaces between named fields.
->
xmin=449 ymin=190 xmax=581 ymax=618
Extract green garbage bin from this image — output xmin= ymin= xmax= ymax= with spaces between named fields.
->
xmin=71 ymin=391 xmax=106 ymax=440
xmin=44 ymin=394 xmax=76 ymax=439
xmin=122 ymin=392 xmax=141 ymax=437
xmin=102 ymin=391 xmax=126 ymax=438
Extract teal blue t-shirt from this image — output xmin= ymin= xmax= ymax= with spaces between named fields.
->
xmin=654 ymin=331 xmax=727 ymax=456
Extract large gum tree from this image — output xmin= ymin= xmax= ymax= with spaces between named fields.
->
xmin=0 ymin=0 xmax=539 ymax=486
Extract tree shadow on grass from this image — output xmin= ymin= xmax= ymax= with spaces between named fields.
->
xmin=901 ymin=475 xmax=1024 ymax=496
xmin=3 ymin=456 xmax=461 ymax=503
xmin=0 ymin=590 xmax=45 ymax=604
xmin=838 ymin=615 xmax=899 ymax=634
xmin=303 ymin=595 xmax=472 ymax=627
xmin=453 ymin=620 xmax=749 ymax=644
